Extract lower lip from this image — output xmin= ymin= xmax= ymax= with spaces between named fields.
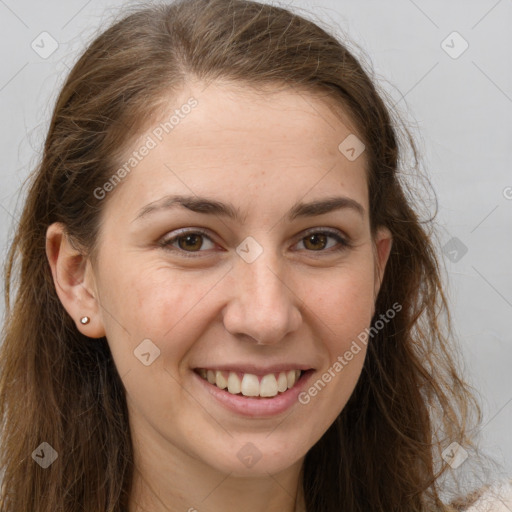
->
xmin=192 ymin=370 xmax=314 ymax=418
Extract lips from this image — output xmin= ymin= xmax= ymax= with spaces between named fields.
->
xmin=193 ymin=366 xmax=315 ymax=417
xmin=196 ymin=368 xmax=303 ymax=398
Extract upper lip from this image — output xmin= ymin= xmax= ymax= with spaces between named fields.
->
xmin=194 ymin=364 xmax=314 ymax=376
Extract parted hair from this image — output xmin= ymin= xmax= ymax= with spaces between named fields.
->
xmin=0 ymin=1 xmax=483 ymax=510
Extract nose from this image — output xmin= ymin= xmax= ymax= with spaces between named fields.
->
xmin=221 ymin=251 xmax=302 ymax=345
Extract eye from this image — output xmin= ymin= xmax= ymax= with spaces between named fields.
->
xmin=159 ymin=229 xmax=216 ymax=256
xmin=294 ymin=229 xmax=350 ymax=253
xmin=158 ymin=227 xmax=351 ymax=258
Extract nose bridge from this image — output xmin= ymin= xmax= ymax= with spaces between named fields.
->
xmin=245 ymin=256 xmax=287 ymax=309
xmin=223 ymin=244 xmax=301 ymax=344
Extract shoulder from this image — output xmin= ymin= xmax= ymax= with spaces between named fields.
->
xmin=463 ymin=479 xmax=512 ymax=512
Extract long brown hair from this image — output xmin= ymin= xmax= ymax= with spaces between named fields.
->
xmin=0 ymin=1 xmax=485 ymax=510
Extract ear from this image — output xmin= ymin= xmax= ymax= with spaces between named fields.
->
xmin=45 ymin=222 xmax=106 ymax=338
xmin=373 ymin=226 xmax=393 ymax=300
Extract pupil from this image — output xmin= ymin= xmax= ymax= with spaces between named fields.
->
xmin=306 ymin=234 xmax=326 ymax=250
xmin=179 ymin=234 xmax=202 ymax=251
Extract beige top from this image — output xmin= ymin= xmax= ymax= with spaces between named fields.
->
xmin=464 ymin=480 xmax=512 ymax=512
xmin=294 ymin=479 xmax=512 ymax=511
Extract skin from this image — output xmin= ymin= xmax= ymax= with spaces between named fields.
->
xmin=46 ymin=81 xmax=392 ymax=512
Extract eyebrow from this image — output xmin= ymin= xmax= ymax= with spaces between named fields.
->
xmin=133 ymin=194 xmax=365 ymax=223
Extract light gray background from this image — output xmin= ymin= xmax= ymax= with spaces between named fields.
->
xmin=1 ymin=0 xmax=511 ymax=478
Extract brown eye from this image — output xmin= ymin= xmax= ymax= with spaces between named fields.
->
xmin=303 ymin=233 xmax=328 ymax=251
xmin=177 ymin=233 xmax=204 ymax=251
xmin=296 ymin=230 xmax=349 ymax=253
xmin=159 ymin=229 xmax=216 ymax=256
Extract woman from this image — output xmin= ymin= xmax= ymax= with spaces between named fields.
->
xmin=0 ymin=0 xmax=509 ymax=510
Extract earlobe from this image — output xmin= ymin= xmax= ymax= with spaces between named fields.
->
xmin=45 ymin=222 xmax=106 ymax=338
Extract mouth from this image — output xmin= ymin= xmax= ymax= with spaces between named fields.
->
xmin=194 ymin=368 xmax=310 ymax=399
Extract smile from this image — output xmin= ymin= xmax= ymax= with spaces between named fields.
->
xmin=196 ymin=369 xmax=303 ymax=398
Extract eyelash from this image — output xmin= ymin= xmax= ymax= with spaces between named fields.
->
xmin=158 ymin=227 xmax=351 ymax=258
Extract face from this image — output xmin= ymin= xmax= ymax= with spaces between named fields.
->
xmin=75 ymin=82 xmax=391 ymax=477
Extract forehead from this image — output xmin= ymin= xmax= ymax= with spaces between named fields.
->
xmin=105 ymin=81 xmax=368 ymax=215
xmin=154 ymin=81 xmax=360 ymax=155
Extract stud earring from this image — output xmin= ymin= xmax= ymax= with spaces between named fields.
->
xmin=80 ymin=316 xmax=90 ymax=325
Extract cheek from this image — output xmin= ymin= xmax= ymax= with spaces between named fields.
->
xmin=298 ymin=258 xmax=375 ymax=412
xmin=305 ymin=259 xmax=376 ymax=341
xmin=102 ymin=261 xmax=225 ymax=362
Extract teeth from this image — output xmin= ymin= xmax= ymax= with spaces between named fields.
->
xmin=241 ymin=374 xmax=260 ymax=396
xmin=286 ymin=370 xmax=296 ymax=388
xmin=277 ymin=372 xmax=288 ymax=393
xmin=227 ymin=372 xmax=241 ymax=394
xmin=215 ymin=370 xmax=227 ymax=389
xmin=260 ymin=374 xmax=278 ymax=397
xmin=198 ymin=369 xmax=304 ymax=397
